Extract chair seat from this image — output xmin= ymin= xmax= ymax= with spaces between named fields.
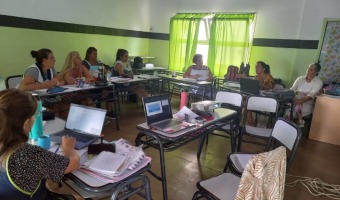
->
xmin=245 ymin=125 xmax=272 ymax=138
xmin=198 ymin=173 xmax=241 ymax=200
xmin=230 ymin=154 xmax=254 ymax=173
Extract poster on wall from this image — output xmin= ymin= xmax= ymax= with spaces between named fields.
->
xmin=318 ymin=21 xmax=340 ymax=84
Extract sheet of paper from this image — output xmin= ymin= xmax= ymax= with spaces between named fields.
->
xmin=175 ymin=106 xmax=199 ymax=121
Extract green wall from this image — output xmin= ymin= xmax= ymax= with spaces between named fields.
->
xmin=0 ymin=26 xmax=150 ymax=78
xmin=0 ymin=25 xmax=320 ymax=88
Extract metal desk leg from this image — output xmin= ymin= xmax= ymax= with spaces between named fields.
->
xmin=135 ymin=132 xmax=168 ymax=200
xmin=110 ymin=174 xmax=152 ymax=200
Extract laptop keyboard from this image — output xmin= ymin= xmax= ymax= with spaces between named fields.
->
xmin=155 ymin=119 xmax=180 ymax=128
xmin=54 ymin=130 xmax=95 ymax=142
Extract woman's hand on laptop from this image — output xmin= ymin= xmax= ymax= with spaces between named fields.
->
xmin=62 ymin=136 xmax=80 ymax=173
xmin=61 ymin=136 xmax=77 ymax=155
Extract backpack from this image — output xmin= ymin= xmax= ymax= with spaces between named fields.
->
xmin=224 ymin=65 xmax=239 ymax=81
xmin=132 ymin=57 xmax=143 ymax=69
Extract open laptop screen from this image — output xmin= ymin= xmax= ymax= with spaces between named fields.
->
xmin=143 ymin=94 xmax=172 ymax=125
xmin=65 ymin=104 xmax=106 ymax=136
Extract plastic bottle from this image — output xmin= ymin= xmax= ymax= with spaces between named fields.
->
xmin=29 ymin=95 xmax=43 ymax=141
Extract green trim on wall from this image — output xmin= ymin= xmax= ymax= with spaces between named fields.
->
xmin=0 ymin=14 xmax=319 ymax=49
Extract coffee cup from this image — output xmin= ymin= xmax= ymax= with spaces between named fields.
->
xmin=38 ymin=135 xmax=51 ymax=149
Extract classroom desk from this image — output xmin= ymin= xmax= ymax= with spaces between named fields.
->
xmin=111 ymin=75 xmax=161 ymax=95
xmin=136 ymin=67 xmax=167 ymax=75
xmin=158 ymin=74 xmax=214 ymax=100
xmin=135 ymin=108 xmax=237 ymax=200
xmin=33 ymin=83 xmax=120 ymax=129
xmin=219 ymin=83 xmax=294 ymax=119
xmin=41 ymin=118 xmax=152 ymax=200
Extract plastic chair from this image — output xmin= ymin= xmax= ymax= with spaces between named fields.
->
xmin=201 ymin=91 xmax=243 ymax=154
xmin=238 ymin=95 xmax=279 ymax=151
xmin=5 ymin=75 xmax=22 ymax=88
xmin=224 ymin=117 xmax=301 ymax=175
xmin=192 ymin=146 xmax=287 ymax=200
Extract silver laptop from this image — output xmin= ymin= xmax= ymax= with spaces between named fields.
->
xmin=240 ymin=78 xmax=260 ymax=95
xmin=50 ymin=103 xmax=107 ymax=149
xmin=142 ymin=94 xmax=191 ymax=133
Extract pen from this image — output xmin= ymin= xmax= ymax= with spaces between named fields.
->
xmin=55 ymin=145 xmax=60 ymax=154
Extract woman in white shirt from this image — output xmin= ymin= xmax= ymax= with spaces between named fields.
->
xmin=183 ymin=54 xmax=214 ymax=99
xmin=290 ymin=63 xmax=323 ymax=126
xmin=183 ymin=54 xmax=213 ymax=81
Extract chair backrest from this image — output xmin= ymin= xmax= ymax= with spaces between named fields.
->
xmin=235 ymin=146 xmax=286 ymax=200
xmin=266 ymin=117 xmax=302 ymax=171
xmin=224 ymin=65 xmax=239 ymax=81
xmin=246 ymin=95 xmax=278 ymax=113
xmin=215 ymin=91 xmax=242 ymax=107
xmin=5 ymin=75 xmax=22 ymax=89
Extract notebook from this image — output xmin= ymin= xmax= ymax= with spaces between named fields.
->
xmin=142 ymin=94 xmax=190 ymax=133
xmin=50 ymin=103 xmax=107 ymax=149
xmin=240 ymin=78 xmax=260 ymax=95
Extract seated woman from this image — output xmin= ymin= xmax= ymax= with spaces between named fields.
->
xmin=183 ymin=54 xmax=214 ymax=99
xmin=254 ymin=61 xmax=275 ymax=90
xmin=183 ymin=54 xmax=213 ymax=81
xmin=290 ymin=63 xmax=323 ymax=127
xmin=82 ymin=47 xmax=115 ymax=117
xmin=82 ymin=47 xmax=109 ymax=80
xmin=59 ymin=51 xmax=94 ymax=107
xmin=60 ymin=51 xmax=93 ymax=84
xmin=19 ymin=48 xmax=64 ymax=91
xmin=112 ymin=49 xmax=149 ymax=101
xmin=0 ymin=89 xmax=79 ymax=199
xmin=246 ymin=61 xmax=275 ymax=125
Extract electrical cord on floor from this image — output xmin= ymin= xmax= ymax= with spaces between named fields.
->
xmin=286 ymin=174 xmax=340 ymax=199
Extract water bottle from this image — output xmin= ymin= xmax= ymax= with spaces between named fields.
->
xmin=98 ymin=65 xmax=104 ymax=81
xmin=29 ymin=95 xmax=43 ymax=141
xmin=106 ymin=71 xmax=112 ymax=82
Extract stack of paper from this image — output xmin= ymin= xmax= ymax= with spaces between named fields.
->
xmin=86 ymin=151 xmax=128 ymax=177
xmin=80 ymin=139 xmax=146 ymax=178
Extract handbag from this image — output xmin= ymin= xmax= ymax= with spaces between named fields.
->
xmin=323 ymin=83 xmax=340 ymax=96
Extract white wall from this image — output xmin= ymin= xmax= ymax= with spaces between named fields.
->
xmin=149 ymin=0 xmax=340 ymax=41
xmin=0 ymin=0 xmax=150 ymax=31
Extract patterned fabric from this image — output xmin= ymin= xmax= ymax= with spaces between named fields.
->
xmin=254 ymin=73 xmax=275 ymax=90
xmin=235 ymin=146 xmax=286 ymax=200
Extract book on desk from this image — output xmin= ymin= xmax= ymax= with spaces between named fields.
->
xmin=78 ymin=139 xmax=147 ymax=183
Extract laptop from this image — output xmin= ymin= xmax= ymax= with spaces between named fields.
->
xmin=142 ymin=94 xmax=191 ymax=133
xmin=240 ymin=78 xmax=260 ymax=95
xmin=50 ymin=103 xmax=107 ymax=149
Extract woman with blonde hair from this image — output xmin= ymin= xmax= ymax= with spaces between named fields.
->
xmin=59 ymin=51 xmax=93 ymax=84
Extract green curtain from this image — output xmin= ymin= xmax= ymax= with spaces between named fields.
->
xmin=169 ymin=13 xmax=208 ymax=72
xmin=207 ymin=13 xmax=255 ymax=77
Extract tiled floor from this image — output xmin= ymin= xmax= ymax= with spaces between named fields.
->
xmin=52 ymin=96 xmax=340 ymax=200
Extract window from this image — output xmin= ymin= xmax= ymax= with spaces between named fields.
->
xmin=169 ymin=13 xmax=255 ymax=77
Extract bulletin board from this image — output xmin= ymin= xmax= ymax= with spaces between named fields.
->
xmin=317 ymin=19 xmax=340 ymax=84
